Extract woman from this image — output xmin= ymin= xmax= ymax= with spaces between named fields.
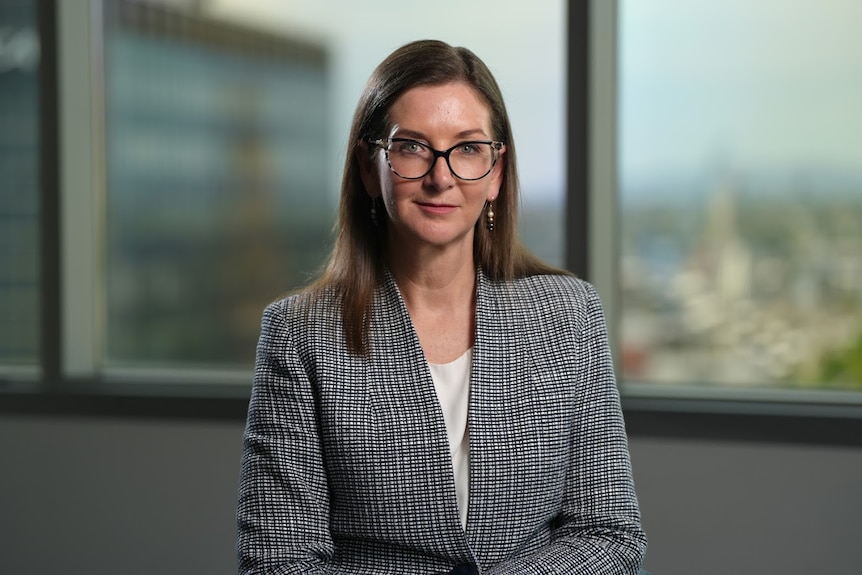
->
xmin=237 ymin=39 xmax=646 ymax=575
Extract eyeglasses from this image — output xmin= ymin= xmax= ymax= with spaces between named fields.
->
xmin=370 ymin=138 xmax=504 ymax=181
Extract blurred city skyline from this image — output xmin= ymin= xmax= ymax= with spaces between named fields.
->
xmin=617 ymin=0 xmax=862 ymax=389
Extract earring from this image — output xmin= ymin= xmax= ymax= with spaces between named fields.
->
xmin=486 ymin=202 xmax=495 ymax=232
xmin=370 ymin=198 xmax=379 ymax=227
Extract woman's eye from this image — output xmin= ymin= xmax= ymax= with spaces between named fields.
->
xmin=459 ymin=144 xmax=478 ymax=155
xmin=396 ymin=141 xmax=424 ymax=154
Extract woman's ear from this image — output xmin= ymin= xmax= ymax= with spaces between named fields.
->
xmin=486 ymin=145 xmax=506 ymax=202
xmin=356 ymin=141 xmax=381 ymax=198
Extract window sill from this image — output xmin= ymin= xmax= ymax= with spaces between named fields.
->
xmin=623 ymin=396 xmax=862 ymax=447
xmin=0 ymin=379 xmax=250 ymax=421
xmin=3 ymin=378 xmax=862 ymax=445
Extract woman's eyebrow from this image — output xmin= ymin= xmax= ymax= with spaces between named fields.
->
xmin=391 ymin=128 xmax=490 ymax=141
xmin=390 ymin=129 xmax=427 ymax=140
xmin=454 ymin=128 xmax=489 ymax=139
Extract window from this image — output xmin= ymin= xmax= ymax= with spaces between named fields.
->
xmin=0 ymin=0 xmax=40 ymax=372
xmin=52 ymin=0 xmax=566 ymax=383
xmin=102 ymin=2 xmax=330 ymax=369
xmin=612 ymin=0 xmax=862 ymax=401
xmin=4 ymin=0 xmax=861 ymax=433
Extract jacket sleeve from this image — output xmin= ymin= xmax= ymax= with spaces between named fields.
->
xmin=237 ymin=300 xmax=333 ymax=575
xmin=490 ymin=282 xmax=647 ymax=575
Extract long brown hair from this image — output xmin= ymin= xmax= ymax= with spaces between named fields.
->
xmin=310 ymin=39 xmax=564 ymax=355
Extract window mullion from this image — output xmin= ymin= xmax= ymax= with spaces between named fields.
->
xmin=59 ymin=0 xmax=102 ymax=380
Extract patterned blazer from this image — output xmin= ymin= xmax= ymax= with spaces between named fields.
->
xmin=237 ymin=270 xmax=646 ymax=575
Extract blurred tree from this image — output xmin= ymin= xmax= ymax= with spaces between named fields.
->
xmin=809 ymin=328 xmax=862 ymax=390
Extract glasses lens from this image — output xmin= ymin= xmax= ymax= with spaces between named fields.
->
xmin=387 ymin=140 xmax=433 ymax=179
xmin=386 ymin=140 xmax=496 ymax=180
xmin=448 ymin=142 xmax=495 ymax=180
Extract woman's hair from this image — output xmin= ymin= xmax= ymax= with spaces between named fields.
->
xmin=310 ymin=39 xmax=564 ymax=355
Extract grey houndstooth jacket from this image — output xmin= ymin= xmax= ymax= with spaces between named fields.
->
xmin=237 ymin=270 xmax=646 ymax=575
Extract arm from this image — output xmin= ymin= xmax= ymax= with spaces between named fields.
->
xmin=491 ymin=283 xmax=646 ymax=575
xmin=237 ymin=300 xmax=333 ymax=575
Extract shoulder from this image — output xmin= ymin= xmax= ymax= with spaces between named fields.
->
xmin=486 ymin=272 xmax=601 ymax=311
xmin=480 ymin=272 xmax=607 ymax=338
xmin=260 ymin=286 xmax=344 ymax=344
xmin=516 ymin=273 xmax=596 ymax=299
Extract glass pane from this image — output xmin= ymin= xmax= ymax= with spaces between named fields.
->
xmin=102 ymin=0 xmax=565 ymax=370
xmin=619 ymin=0 xmax=862 ymax=393
xmin=0 ymin=0 xmax=40 ymax=367
xmin=103 ymin=1 xmax=330 ymax=367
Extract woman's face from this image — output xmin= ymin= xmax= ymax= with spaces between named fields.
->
xmin=360 ymin=82 xmax=505 ymax=258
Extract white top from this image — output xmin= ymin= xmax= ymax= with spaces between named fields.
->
xmin=427 ymin=348 xmax=472 ymax=530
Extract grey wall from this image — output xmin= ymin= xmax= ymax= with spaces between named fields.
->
xmin=1 ymin=414 xmax=861 ymax=575
xmin=0 ymin=415 xmax=243 ymax=575
xmin=630 ymin=437 xmax=862 ymax=575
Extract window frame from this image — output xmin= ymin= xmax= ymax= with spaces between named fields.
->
xmin=1 ymin=0 xmax=861 ymax=444
xmin=0 ymin=0 xmax=268 ymax=410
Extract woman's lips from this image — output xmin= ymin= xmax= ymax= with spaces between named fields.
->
xmin=417 ymin=202 xmax=457 ymax=215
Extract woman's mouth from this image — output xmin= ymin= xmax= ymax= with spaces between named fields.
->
xmin=417 ymin=202 xmax=457 ymax=215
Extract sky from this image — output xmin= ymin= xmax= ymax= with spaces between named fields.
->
xmin=169 ymin=0 xmax=862 ymax=198
xmin=620 ymin=0 xmax=862 ymax=184
xmin=203 ymin=0 xmax=566 ymax=203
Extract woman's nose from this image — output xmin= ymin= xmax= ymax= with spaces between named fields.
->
xmin=425 ymin=155 xmax=455 ymax=190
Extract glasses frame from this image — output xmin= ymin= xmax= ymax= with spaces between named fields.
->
xmin=370 ymin=137 xmax=504 ymax=181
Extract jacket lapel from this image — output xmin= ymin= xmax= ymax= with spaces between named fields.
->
xmin=466 ymin=273 xmax=531 ymax=564
xmin=366 ymin=271 xmax=475 ymax=558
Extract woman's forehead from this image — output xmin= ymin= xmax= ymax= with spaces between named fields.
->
xmin=387 ymin=82 xmax=493 ymax=137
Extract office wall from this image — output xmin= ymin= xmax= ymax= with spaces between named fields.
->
xmin=0 ymin=414 xmax=242 ymax=575
xmin=630 ymin=436 xmax=862 ymax=575
xmin=1 ymin=414 xmax=861 ymax=575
